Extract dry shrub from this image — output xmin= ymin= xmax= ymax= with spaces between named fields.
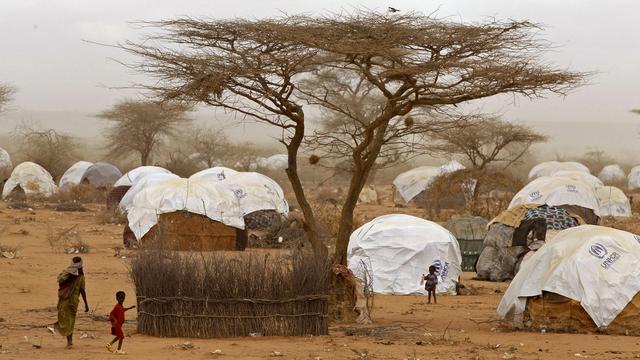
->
xmin=49 ymin=184 xmax=107 ymax=204
xmin=53 ymin=201 xmax=88 ymax=212
xmin=47 ymin=225 xmax=90 ymax=253
xmin=131 ymin=246 xmax=330 ymax=338
xmin=162 ymin=153 xmax=202 ymax=177
xmin=95 ymin=206 xmax=127 ymax=225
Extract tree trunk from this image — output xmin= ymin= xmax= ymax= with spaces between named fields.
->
xmin=141 ymin=151 xmax=150 ymax=166
xmin=284 ymin=120 xmax=325 ymax=257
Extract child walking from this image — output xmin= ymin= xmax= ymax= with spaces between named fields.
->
xmin=421 ymin=265 xmax=438 ymax=304
xmin=106 ymin=291 xmax=135 ymax=355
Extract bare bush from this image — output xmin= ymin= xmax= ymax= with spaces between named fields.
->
xmin=161 ymin=150 xmax=203 ymax=177
xmin=47 ymin=225 xmax=90 ymax=253
xmin=0 ymin=82 xmax=15 ymax=114
xmin=49 ymin=184 xmax=107 ymax=204
xmin=95 ymin=206 xmax=127 ymax=225
xmin=13 ymin=125 xmax=79 ymax=180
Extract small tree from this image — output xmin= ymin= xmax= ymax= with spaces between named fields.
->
xmin=97 ymin=100 xmax=192 ymax=166
xmin=187 ymin=126 xmax=232 ymax=167
xmin=432 ymin=117 xmax=547 ymax=170
xmin=15 ymin=125 xmax=79 ymax=180
xmin=0 ymin=83 xmax=15 ymax=114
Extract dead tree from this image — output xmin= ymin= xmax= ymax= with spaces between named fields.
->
xmin=0 ymin=83 xmax=15 ymax=114
xmin=97 ymin=100 xmax=192 ymax=166
xmin=120 ymin=11 xmax=586 ymax=264
xmin=14 ymin=125 xmax=79 ymax=180
xmin=432 ymin=116 xmax=547 ymax=170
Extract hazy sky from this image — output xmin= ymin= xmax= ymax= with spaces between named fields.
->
xmin=1 ymin=0 xmax=639 ymax=128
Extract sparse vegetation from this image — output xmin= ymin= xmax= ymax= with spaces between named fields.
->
xmin=13 ymin=124 xmax=79 ymax=180
xmin=95 ymin=206 xmax=127 ymax=225
xmin=46 ymin=225 xmax=90 ymax=253
xmin=0 ymin=82 xmax=15 ymax=114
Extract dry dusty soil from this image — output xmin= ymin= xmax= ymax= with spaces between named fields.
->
xmin=0 ymin=203 xmax=638 ymax=360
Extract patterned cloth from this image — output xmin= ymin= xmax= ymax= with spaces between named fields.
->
xmin=523 ymin=205 xmax=577 ymax=230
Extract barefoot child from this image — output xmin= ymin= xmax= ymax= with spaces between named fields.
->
xmin=107 ymin=291 xmax=135 ymax=355
xmin=420 ymin=265 xmax=438 ymax=304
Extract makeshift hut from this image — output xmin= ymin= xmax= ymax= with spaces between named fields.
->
xmin=256 ymin=154 xmax=288 ymax=171
xmin=131 ymin=250 xmax=329 ymax=338
xmin=551 ymin=170 xmax=603 ymax=189
xmin=498 ymin=225 xmax=640 ymax=335
xmin=80 ymin=162 xmax=122 ymax=188
xmin=118 ymin=173 xmax=180 ymax=212
xmin=0 ymin=147 xmax=13 ymax=181
xmin=348 ymin=214 xmax=462 ymax=295
xmin=528 ymin=161 xmax=589 ymax=181
xmin=126 ymin=178 xmax=247 ymax=250
xmin=476 ymin=204 xmax=583 ymax=281
xmin=596 ymin=186 xmax=631 ymax=217
xmin=509 ymin=176 xmax=601 ymax=224
xmin=445 ymin=216 xmax=488 ymax=271
xmin=191 ymin=166 xmax=239 ymax=181
xmin=2 ymin=162 xmax=57 ymax=199
xmin=598 ymin=164 xmax=626 ymax=184
xmin=392 ymin=160 xmax=465 ymax=205
xmin=59 ymin=161 xmax=93 ymax=189
xmin=109 ymin=166 xmax=172 ymax=209
xmin=628 ymin=165 xmax=640 ymax=191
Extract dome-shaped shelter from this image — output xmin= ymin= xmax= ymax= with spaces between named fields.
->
xmin=348 ymin=214 xmax=462 ymax=295
xmin=217 ymin=172 xmax=289 ymax=217
xmin=80 ymin=162 xmax=122 ymax=188
xmin=596 ymin=186 xmax=631 ymax=217
xmin=256 ymin=154 xmax=288 ymax=171
xmin=551 ymin=170 xmax=603 ymax=189
xmin=509 ymin=176 xmax=600 ymax=218
xmin=0 ymin=147 xmax=13 ymax=181
xmin=126 ymin=178 xmax=246 ymax=250
xmin=59 ymin=161 xmax=93 ymax=188
xmin=2 ymin=162 xmax=57 ymax=199
xmin=392 ymin=161 xmax=466 ymax=204
xmin=628 ymin=166 xmax=640 ymax=191
xmin=190 ymin=166 xmax=239 ymax=181
xmin=114 ymin=166 xmax=172 ymax=188
xmin=598 ymin=165 xmax=626 ymax=184
xmin=498 ymin=225 xmax=640 ymax=334
xmin=528 ymin=161 xmax=590 ymax=181
xmin=119 ymin=173 xmax=180 ymax=212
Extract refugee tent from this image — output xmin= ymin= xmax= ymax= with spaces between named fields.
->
xmin=0 ymin=147 xmax=13 ymax=181
xmin=217 ymin=172 xmax=289 ymax=216
xmin=628 ymin=165 xmax=640 ymax=191
xmin=598 ymin=165 xmax=626 ymax=184
xmin=509 ymin=176 xmax=601 ymax=218
xmin=119 ymin=173 xmax=181 ymax=212
xmin=59 ymin=161 xmax=93 ymax=188
xmin=528 ymin=161 xmax=590 ymax=181
xmin=596 ymin=186 xmax=631 ymax=217
xmin=2 ymin=162 xmax=57 ymax=199
xmin=348 ymin=214 xmax=462 ymax=295
xmin=358 ymin=185 xmax=379 ymax=205
xmin=393 ymin=160 xmax=466 ymax=204
xmin=80 ymin=162 xmax=122 ymax=188
xmin=114 ymin=166 xmax=172 ymax=187
xmin=190 ymin=166 xmax=239 ymax=181
xmin=126 ymin=178 xmax=246 ymax=250
xmin=498 ymin=225 xmax=640 ymax=334
xmin=551 ymin=170 xmax=603 ymax=189
xmin=476 ymin=204 xmax=582 ymax=281
xmin=256 ymin=154 xmax=288 ymax=171
xmin=445 ymin=216 xmax=488 ymax=271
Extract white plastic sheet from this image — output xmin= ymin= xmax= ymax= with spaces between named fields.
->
xmin=114 ymin=166 xmax=172 ymax=187
xmin=628 ymin=165 xmax=640 ymax=190
xmin=528 ymin=161 xmax=590 ymax=181
xmin=596 ymin=186 xmax=631 ymax=217
xmin=509 ymin=176 xmax=600 ymax=215
xmin=190 ymin=167 xmax=239 ymax=181
xmin=498 ymin=225 xmax=640 ymax=328
xmin=0 ymin=147 xmax=12 ymax=179
xmin=119 ymin=173 xmax=180 ymax=212
xmin=393 ymin=161 xmax=466 ymax=203
xmin=348 ymin=214 xmax=462 ymax=295
xmin=598 ymin=165 xmax=626 ymax=184
xmin=2 ymin=162 xmax=57 ymax=198
xmin=59 ymin=161 xmax=93 ymax=188
xmin=217 ymin=172 xmax=289 ymax=216
xmin=552 ymin=170 xmax=603 ymax=189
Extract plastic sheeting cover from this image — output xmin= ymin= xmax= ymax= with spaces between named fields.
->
xmin=596 ymin=186 xmax=631 ymax=217
xmin=393 ymin=160 xmax=466 ymax=203
xmin=628 ymin=165 xmax=640 ymax=190
xmin=598 ymin=165 xmax=626 ymax=184
xmin=256 ymin=154 xmax=288 ymax=171
xmin=509 ymin=176 xmax=601 ymax=215
xmin=119 ymin=173 xmax=180 ymax=211
xmin=190 ymin=166 xmax=239 ymax=181
xmin=59 ymin=161 xmax=93 ymax=188
xmin=528 ymin=161 xmax=590 ymax=181
xmin=80 ymin=162 xmax=122 ymax=187
xmin=0 ymin=147 xmax=12 ymax=179
xmin=126 ymin=178 xmax=245 ymax=240
xmin=2 ymin=162 xmax=57 ymax=198
xmin=552 ymin=170 xmax=603 ymax=189
xmin=498 ymin=225 xmax=640 ymax=328
xmin=348 ymin=214 xmax=462 ymax=295
xmin=114 ymin=166 xmax=172 ymax=187
xmin=217 ymin=172 xmax=289 ymax=216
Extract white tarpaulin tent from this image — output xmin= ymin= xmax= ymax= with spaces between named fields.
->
xmin=0 ymin=147 xmax=13 ymax=180
xmin=552 ymin=170 xmax=604 ymax=189
xmin=114 ymin=166 xmax=172 ymax=187
xmin=598 ymin=165 xmax=626 ymax=184
xmin=393 ymin=160 xmax=466 ymax=203
xmin=509 ymin=176 xmax=601 ymax=215
xmin=216 ymin=172 xmax=289 ymax=216
xmin=628 ymin=166 xmax=640 ymax=191
xmin=528 ymin=161 xmax=590 ymax=181
xmin=59 ymin=161 xmax=93 ymax=188
xmin=348 ymin=214 xmax=462 ymax=295
xmin=2 ymin=162 xmax=57 ymax=199
xmin=126 ymin=178 xmax=245 ymax=240
xmin=190 ymin=166 xmax=239 ymax=181
xmin=256 ymin=154 xmax=288 ymax=171
xmin=596 ymin=186 xmax=631 ymax=217
xmin=498 ymin=225 xmax=640 ymax=329
xmin=119 ymin=173 xmax=180 ymax=211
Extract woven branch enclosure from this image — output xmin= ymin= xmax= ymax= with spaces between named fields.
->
xmin=131 ymin=248 xmax=330 ymax=338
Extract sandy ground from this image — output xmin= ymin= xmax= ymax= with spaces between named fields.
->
xmin=1 ymin=203 xmax=639 ymax=360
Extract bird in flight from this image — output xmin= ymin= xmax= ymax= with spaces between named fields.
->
xmin=388 ymin=6 xmax=400 ymax=12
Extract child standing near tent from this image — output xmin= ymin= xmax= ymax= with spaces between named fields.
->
xmin=106 ymin=291 xmax=135 ymax=355
xmin=421 ymin=266 xmax=438 ymax=304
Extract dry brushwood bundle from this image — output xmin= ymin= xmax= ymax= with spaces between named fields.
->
xmin=131 ymin=247 xmax=330 ymax=338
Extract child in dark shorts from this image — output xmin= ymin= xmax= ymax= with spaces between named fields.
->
xmin=421 ymin=265 xmax=438 ymax=304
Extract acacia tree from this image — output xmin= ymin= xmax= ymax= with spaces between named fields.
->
xmin=188 ymin=126 xmax=232 ymax=167
xmin=432 ymin=117 xmax=547 ymax=170
xmin=15 ymin=124 xmax=79 ymax=179
xmin=97 ymin=100 xmax=192 ymax=165
xmin=0 ymin=83 xmax=15 ymax=114
xmin=122 ymin=11 xmax=585 ymax=265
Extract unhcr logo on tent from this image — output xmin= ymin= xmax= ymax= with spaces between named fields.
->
xmin=589 ymin=243 xmax=608 ymax=259
xmin=528 ymin=191 xmax=542 ymax=201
